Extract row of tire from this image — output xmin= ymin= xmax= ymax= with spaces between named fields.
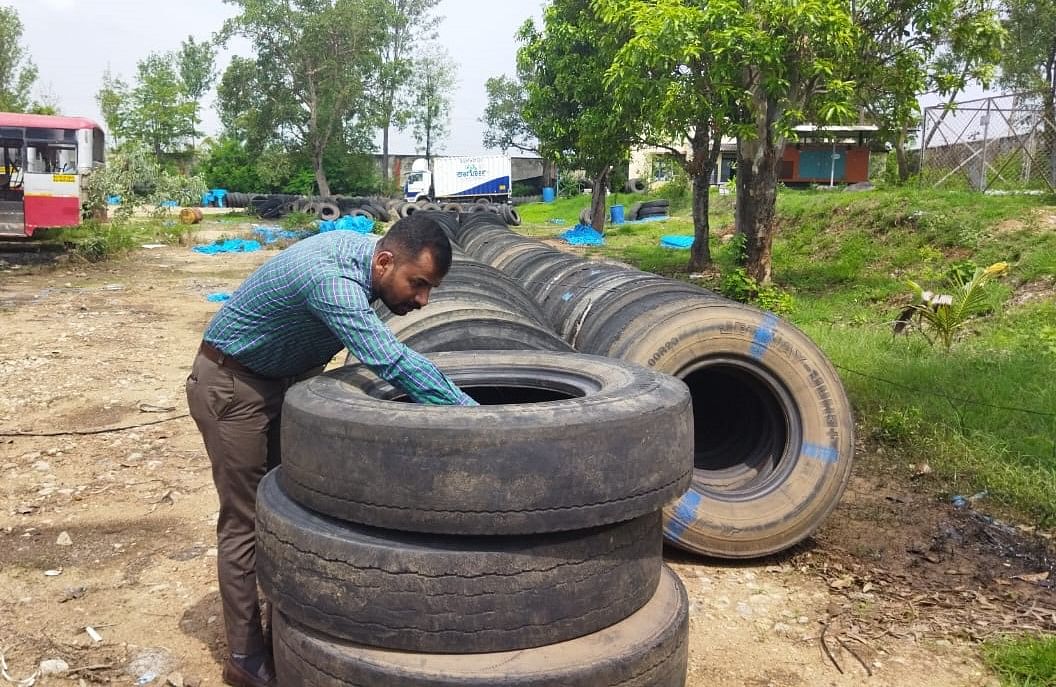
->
xmin=226 ymin=193 xmax=523 ymax=226
xmin=263 ymin=349 xmax=694 ymax=684
xmin=396 ymin=210 xmax=856 ymax=561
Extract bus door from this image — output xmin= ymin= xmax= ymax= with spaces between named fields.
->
xmin=23 ymin=126 xmax=80 ymax=233
xmin=0 ymin=126 xmax=25 ymax=235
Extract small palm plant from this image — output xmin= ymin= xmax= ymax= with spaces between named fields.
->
xmin=894 ymin=262 xmax=1009 ymax=351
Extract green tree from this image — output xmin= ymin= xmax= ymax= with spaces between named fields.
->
xmin=481 ymin=73 xmax=557 ymax=189
xmin=177 ymin=35 xmax=216 ymax=148
xmin=597 ymin=0 xmax=742 ymax=270
xmin=96 ymin=55 xmax=198 ymax=163
xmin=128 ymin=54 xmax=198 ymax=160
xmin=999 ymin=0 xmax=1056 ymax=184
xmin=854 ymin=0 xmax=1004 ymax=182
xmin=0 ymin=5 xmax=38 ymax=112
xmin=378 ymin=0 xmax=441 ymax=186
xmin=96 ymin=68 xmax=128 ymax=145
xmin=408 ymin=44 xmax=456 ymax=161
xmin=178 ymin=36 xmax=216 ymax=101
xmin=197 ymin=136 xmax=267 ymax=192
xmin=482 ymin=75 xmax=536 ymax=154
xmin=220 ymin=0 xmax=389 ymax=197
xmin=730 ymin=0 xmax=856 ymax=284
xmin=518 ymin=0 xmax=634 ymax=231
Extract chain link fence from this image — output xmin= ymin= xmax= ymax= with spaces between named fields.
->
xmin=920 ymin=94 xmax=1056 ymax=193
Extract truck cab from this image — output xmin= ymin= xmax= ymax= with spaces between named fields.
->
xmin=404 ymin=159 xmax=432 ymax=203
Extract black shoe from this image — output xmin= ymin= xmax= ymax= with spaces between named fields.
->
xmin=223 ymin=651 xmax=276 ymax=687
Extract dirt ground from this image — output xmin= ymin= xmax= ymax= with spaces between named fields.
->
xmin=1 ymin=226 xmax=1053 ymax=686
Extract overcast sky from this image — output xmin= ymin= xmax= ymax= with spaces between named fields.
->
xmin=12 ymin=0 xmax=543 ymax=155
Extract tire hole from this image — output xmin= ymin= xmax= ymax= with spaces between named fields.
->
xmin=393 ymin=385 xmax=582 ymax=405
xmin=680 ymin=360 xmax=798 ymax=493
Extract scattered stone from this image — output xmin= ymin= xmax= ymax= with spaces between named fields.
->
xmin=735 ymin=601 xmax=753 ymax=618
xmin=60 ymin=586 xmax=87 ymax=602
xmin=168 ymin=545 xmax=207 ymax=562
xmin=126 ymin=648 xmax=177 ymax=682
xmin=56 ymin=531 xmax=73 ymax=546
xmin=32 ymin=460 xmax=51 ymax=472
xmin=166 ymin=672 xmax=185 ymax=687
xmin=39 ymin=658 xmax=70 ymax=675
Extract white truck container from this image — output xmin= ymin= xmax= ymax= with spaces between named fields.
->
xmin=404 ymin=156 xmax=512 ymax=204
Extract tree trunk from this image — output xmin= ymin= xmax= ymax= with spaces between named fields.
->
xmin=688 ymin=172 xmax=711 ymax=271
xmin=589 ymin=166 xmax=611 ymax=232
xmin=686 ymin=129 xmax=723 ymax=272
xmin=735 ymin=137 xmax=780 ymax=285
xmin=895 ymin=125 xmax=911 ymax=184
xmin=314 ymin=150 xmax=331 ymax=198
xmin=1045 ymin=90 xmax=1056 ymax=189
xmin=382 ymin=124 xmax=391 ymax=185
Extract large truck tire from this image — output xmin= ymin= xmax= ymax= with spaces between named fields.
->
xmin=317 ymin=202 xmax=341 ymax=221
xmin=579 ymin=299 xmax=855 ymax=559
xmin=625 ymin=178 xmax=648 ymax=194
xmin=372 ymin=302 xmax=574 ymax=354
xmin=279 ymin=351 xmax=693 ymax=535
xmin=258 ymin=472 xmax=663 ymax=653
xmin=273 ymin=565 xmax=689 ymax=686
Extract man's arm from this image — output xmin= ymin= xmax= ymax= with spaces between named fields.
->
xmin=307 ymin=276 xmax=477 ymax=406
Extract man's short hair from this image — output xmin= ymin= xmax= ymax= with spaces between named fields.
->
xmin=379 ymin=213 xmax=454 ymax=275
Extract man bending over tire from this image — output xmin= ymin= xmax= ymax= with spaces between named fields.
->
xmin=185 ymin=214 xmax=477 ymax=687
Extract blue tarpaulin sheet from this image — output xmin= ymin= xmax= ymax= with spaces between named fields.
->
xmin=660 ymin=235 xmax=695 ymax=250
xmin=193 ymin=239 xmax=262 ymax=255
xmin=206 ymin=292 xmax=232 ymax=302
xmin=252 ymin=225 xmax=310 ymax=244
xmin=319 ymin=215 xmax=375 ymax=234
xmin=560 ymin=224 xmax=605 ymax=246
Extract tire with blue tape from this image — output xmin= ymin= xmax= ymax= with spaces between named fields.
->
xmin=580 ymin=298 xmax=854 ymax=559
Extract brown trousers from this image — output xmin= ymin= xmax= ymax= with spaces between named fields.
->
xmin=185 ymin=351 xmax=318 ymax=655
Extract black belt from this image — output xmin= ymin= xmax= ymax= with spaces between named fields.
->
xmin=199 ymin=341 xmax=258 ymax=376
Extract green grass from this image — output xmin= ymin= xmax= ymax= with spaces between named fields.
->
xmin=520 ymin=185 xmax=1056 ymax=525
xmin=41 ymin=218 xmax=198 ymax=261
xmin=984 ymin=635 xmax=1056 ymax=686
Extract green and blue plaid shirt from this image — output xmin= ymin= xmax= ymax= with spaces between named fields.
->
xmin=203 ymin=231 xmax=475 ymax=406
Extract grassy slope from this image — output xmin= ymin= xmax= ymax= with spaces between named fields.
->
xmin=519 ymin=187 xmax=1056 ymax=526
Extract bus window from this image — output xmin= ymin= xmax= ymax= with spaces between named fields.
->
xmin=26 ymin=143 xmax=77 ymax=173
xmin=93 ymin=129 xmax=105 ymax=165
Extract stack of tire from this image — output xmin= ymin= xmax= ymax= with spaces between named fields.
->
xmin=257 ymin=350 xmax=695 ymax=685
xmin=396 ymin=198 xmax=521 ymax=226
xmin=577 ymin=199 xmax=668 ymax=225
xmin=245 ymin=194 xmax=396 ymax=222
xmin=446 ymin=213 xmax=855 ymax=560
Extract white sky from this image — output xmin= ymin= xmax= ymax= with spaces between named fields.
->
xmin=12 ymin=0 xmax=544 ymax=155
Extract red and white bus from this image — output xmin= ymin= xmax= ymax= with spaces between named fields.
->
xmin=0 ymin=113 xmax=105 ymax=237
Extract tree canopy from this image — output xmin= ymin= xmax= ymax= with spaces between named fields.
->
xmin=518 ymin=0 xmax=635 ymax=230
xmin=219 ymin=0 xmax=390 ymax=197
xmin=0 ymin=5 xmax=40 ymax=112
xmin=407 ymin=44 xmax=456 ymax=160
xmin=999 ymin=0 xmax=1056 ymax=121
